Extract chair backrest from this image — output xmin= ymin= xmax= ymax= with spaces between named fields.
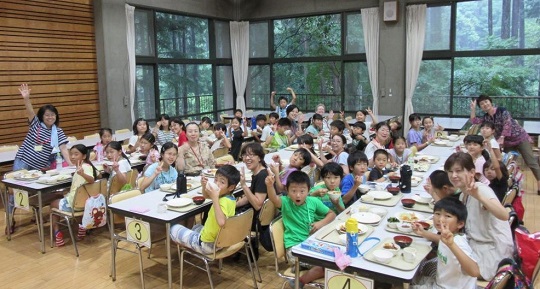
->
xmin=502 ymin=187 xmax=518 ymax=207
xmin=0 ymin=145 xmax=19 ymax=152
xmin=212 ymin=147 xmax=229 ymax=159
xmin=467 ymin=124 xmax=480 ymax=135
xmin=220 ymin=114 xmax=230 ymax=124
xmin=215 ymin=154 xmax=234 ymax=165
xmin=108 ymin=169 xmax=136 ymax=197
xmin=115 ymin=128 xmax=130 ymax=134
xmin=108 ymin=189 xmax=142 ymax=225
xmin=84 ymin=133 xmax=99 ymax=139
xmin=182 ymin=119 xmax=191 ymax=125
xmin=214 ymin=209 xmax=254 ymax=249
xmin=269 ymin=217 xmax=286 ymax=262
xmin=73 ymin=180 xmax=107 ymax=211
xmin=136 ymin=176 xmax=145 ymax=189
xmin=258 ymin=199 xmax=276 ymax=227
xmin=67 ymin=136 xmax=77 ymax=142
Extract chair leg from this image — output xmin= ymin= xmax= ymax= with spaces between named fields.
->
xmin=65 ymin=216 xmax=78 ymax=257
xmin=247 ymin=240 xmax=262 ymax=282
xmin=33 ymin=208 xmax=42 ymax=242
xmin=204 ymin=258 xmax=215 ymax=289
xmin=244 ymin=245 xmax=258 ymax=288
xmin=137 ymin=244 xmax=145 ymax=289
xmin=111 ymin=239 xmax=118 ymax=281
xmin=218 ymin=259 xmax=223 ymax=273
xmin=49 ymin=212 xmax=54 ymax=248
xmin=178 ymin=246 xmax=184 ymax=289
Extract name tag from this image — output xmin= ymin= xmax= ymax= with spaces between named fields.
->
xmin=34 ymin=145 xmax=43 ymax=152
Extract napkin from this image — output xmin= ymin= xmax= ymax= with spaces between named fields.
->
xmin=130 ymin=207 xmax=150 ymax=213
xmin=333 ymin=248 xmax=351 ymax=270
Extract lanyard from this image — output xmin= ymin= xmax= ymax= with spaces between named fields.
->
xmin=35 ymin=125 xmax=51 ymax=145
xmin=189 ymin=145 xmax=204 ymax=168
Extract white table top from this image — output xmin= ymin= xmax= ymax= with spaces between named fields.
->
xmin=346 ymin=115 xmax=395 ymax=124
xmin=433 ymin=117 xmax=469 ymax=131
xmin=523 ymin=121 xmax=540 ymax=135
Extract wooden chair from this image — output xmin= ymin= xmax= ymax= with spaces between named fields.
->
xmin=212 ymin=147 xmax=229 ymax=159
xmin=501 ymin=187 xmax=518 ymax=207
xmin=215 ymin=154 xmax=234 ymax=166
xmin=177 ymin=209 xmax=258 ymax=289
xmin=49 ymin=179 xmax=106 ymax=256
xmin=67 ymin=136 xmax=77 ymax=143
xmin=220 ymin=114 xmax=230 ymax=125
xmin=136 ymin=176 xmax=145 ymax=189
xmin=114 ymin=128 xmax=130 ymax=134
xmin=108 ymin=169 xmax=137 ymax=198
xmin=467 ymin=124 xmax=481 ymax=135
xmin=269 ymin=217 xmax=324 ymax=289
xmin=83 ymin=133 xmax=99 ymax=139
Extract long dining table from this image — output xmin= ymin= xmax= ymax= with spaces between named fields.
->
xmin=285 ymin=137 xmax=461 ymax=289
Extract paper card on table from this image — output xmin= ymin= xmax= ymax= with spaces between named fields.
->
xmin=125 ymin=217 xmax=151 ymax=248
xmin=325 ymin=268 xmax=374 ymax=289
xmin=14 ymin=189 xmax=30 ymax=211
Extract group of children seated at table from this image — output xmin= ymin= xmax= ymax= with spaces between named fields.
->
xmin=50 ymin=90 xmax=515 ymax=288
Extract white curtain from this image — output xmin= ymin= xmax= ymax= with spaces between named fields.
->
xmin=404 ymin=4 xmax=427 ymax=132
xmin=125 ymin=4 xmax=136 ymax=123
xmin=229 ymin=21 xmax=249 ymax=112
xmin=361 ymin=7 xmax=380 ymax=116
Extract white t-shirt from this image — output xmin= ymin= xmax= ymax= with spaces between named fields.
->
xmin=128 ymin=135 xmax=139 ymax=147
xmin=107 ymin=159 xmax=132 ymax=189
xmin=435 ymin=234 xmax=478 ymax=289
xmin=332 ymin=152 xmax=349 ymax=167
xmin=260 ymin=125 xmax=272 ymax=142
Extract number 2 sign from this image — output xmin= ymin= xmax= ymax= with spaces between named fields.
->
xmin=325 ymin=268 xmax=374 ymax=289
xmin=14 ymin=189 xmax=29 ymax=211
xmin=125 ymin=217 xmax=151 ymax=248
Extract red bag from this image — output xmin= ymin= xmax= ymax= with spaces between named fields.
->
xmin=513 ymin=194 xmax=525 ymax=221
xmin=515 ymin=226 xmax=540 ymax=279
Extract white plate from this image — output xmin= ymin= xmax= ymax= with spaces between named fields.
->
xmin=413 ymin=171 xmax=424 ymax=177
xmin=412 ymin=194 xmax=432 ymax=204
xmin=351 ymin=212 xmax=382 ymax=224
xmin=395 ymin=211 xmax=427 ymax=223
xmin=166 ymin=198 xmax=192 ymax=208
xmin=366 ymin=191 xmax=393 ymax=200
xmin=434 ymin=140 xmax=448 ymax=146
xmin=335 ymin=222 xmax=369 ymax=235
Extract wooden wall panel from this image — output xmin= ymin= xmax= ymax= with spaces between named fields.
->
xmin=0 ymin=0 xmax=100 ymax=146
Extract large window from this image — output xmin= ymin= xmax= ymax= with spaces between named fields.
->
xmin=414 ymin=1 xmax=540 ymax=120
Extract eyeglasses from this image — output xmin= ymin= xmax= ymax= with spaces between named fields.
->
xmin=241 ymin=153 xmax=258 ymax=159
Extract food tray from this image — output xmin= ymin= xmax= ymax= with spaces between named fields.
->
xmin=403 ymin=202 xmax=433 ymax=214
xmin=364 ymin=237 xmax=432 ymax=271
xmin=361 ymin=192 xmax=403 ymax=207
xmin=315 ymin=221 xmax=374 ymax=246
xmin=160 ymin=182 xmax=201 ymax=193
xmin=384 ymin=224 xmax=424 ymax=238
xmin=167 ymin=199 xmax=211 ymax=212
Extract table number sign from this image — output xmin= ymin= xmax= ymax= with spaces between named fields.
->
xmin=14 ymin=189 xmax=29 ymax=211
xmin=125 ymin=217 xmax=151 ymax=248
xmin=325 ymin=268 xmax=373 ymax=289
xmin=435 ymin=131 xmax=448 ymax=138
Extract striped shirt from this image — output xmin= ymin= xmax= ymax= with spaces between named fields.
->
xmin=156 ymin=130 xmax=175 ymax=146
xmin=15 ymin=116 xmax=68 ymax=170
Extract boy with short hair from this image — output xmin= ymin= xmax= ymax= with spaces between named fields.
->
xmin=260 ymin=112 xmax=279 ymax=142
xmin=329 ymin=120 xmax=345 ymax=138
xmin=265 ymin=170 xmax=336 ymax=289
xmin=349 ymin=121 xmax=368 ymax=152
xmin=407 ymin=113 xmax=432 ymax=151
xmin=340 ymin=152 xmax=369 ymax=206
xmin=209 ymin=123 xmax=231 ymax=152
xmin=309 ymin=162 xmax=345 ymax=214
xmin=368 ymin=149 xmax=396 ymax=182
xmin=252 ymin=114 xmax=267 ymax=143
xmin=270 ymin=87 xmax=297 ymax=118
xmin=411 ymin=197 xmax=479 ymax=288
xmin=265 ymin=117 xmax=292 ymax=150
xmin=170 ymin=165 xmax=240 ymax=254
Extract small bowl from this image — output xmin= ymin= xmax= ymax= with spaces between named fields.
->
xmin=401 ymin=198 xmax=416 ymax=208
xmin=393 ymin=235 xmax=413 ymax=249
xmin=389 ymin=175 xmax=401 ymax=183
xmin=361 ymin=194 xmax=374 ymax=203
xmin=397 ymin=222 xmax=413 ymax=233
xmin=414 ymin=194 xmax=432 ymax=204
xmin=358 ymin=185 xmax=370 ymax=194
xmin=387 ymin=222 xmax=398 ymax=229
xmin=192 ymin=196 xmax=205 ymax=205
xmin=328 ymin=191 xmax=341 ymax=201
xmin=369 ymin=207 xmax=387 ymax=217
xmin=372 ymin=249 xmax=393 ymax=264
xmin=387 ymin=186 xmax=400 ymax=195
xmin=375 ymin=184 xmax=387 ymax=191
xmin=417 ymin=221 xmax=431 ymax=231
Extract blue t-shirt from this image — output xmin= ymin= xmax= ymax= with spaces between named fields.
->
xmin=407 ymin=128 xmax=423 ymax=146
xmin=340 ymin=173 xmax=367 ymax=207
xmin=143 ymin=162 xmax=178 ymax=193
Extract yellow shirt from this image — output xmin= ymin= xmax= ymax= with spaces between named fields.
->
xmin=66 ymin=163 xmax=94 ymax=208
xmin=200 ymin=195 xmax=236 ymax=243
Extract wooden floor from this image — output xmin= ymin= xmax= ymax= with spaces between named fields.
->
xmin=1 ymin=167 xmax=539 ymax=289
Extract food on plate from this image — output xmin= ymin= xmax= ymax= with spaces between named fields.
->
xmin=398 ymin=212 xmax=421 ymax=222
xmin=383 ymin=242 xmax=398 ymax=250
xmin=387 ymin=217 xmax=400 ymax=223
xmin=413 ymin=162 xmax=430 ymax=172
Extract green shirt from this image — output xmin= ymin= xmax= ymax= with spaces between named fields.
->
xmin=200 ymin=195 xmax=236 ymax=243
xmin=279 ymin=196 xmax=330 ymax=248
xmin=309 ymin=183 xmax=345 ymax=214
xmin=269 ymin=131 xmax=288 ymax=150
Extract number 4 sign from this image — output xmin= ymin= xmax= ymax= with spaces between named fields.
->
xmin=325 ymin=268 xmax=374 ymax=289
xmin=125 ymin=217 xmax=151 ymax=248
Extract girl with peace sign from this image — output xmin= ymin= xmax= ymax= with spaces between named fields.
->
xmin=140 ymin=142 xmax=178 ymax=193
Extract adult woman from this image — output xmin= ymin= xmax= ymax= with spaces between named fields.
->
xmin=364 ymin=122 xmax=391 ymax=164
xmin=152 ymin=114 xmax=175 ymax=146
xmin=175 ymin=122 xmax=215 ymax=176
xmin=470 ymin=95 xmax=540 ymax=193
xmin=14 ymin=84 xmax=73 ymax=170
xmin=286 ymin=104 xmax=304 ymax=143
xmin=319 ymin=134 xmax=350 ymax=174
xmin=315 ymin=103 xmax=333 ymax=132
xmin=444 ymin=152 xmax=513 ymax=280
xmin=236 ymin=142 xmax=269 ymax=260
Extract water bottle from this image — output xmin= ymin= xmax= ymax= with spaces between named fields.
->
xmin=176 ymin=170 xmax=187 ymax=196
xmin=251 ymin=117 xmax=257 ymax=130
xmin=95 ymin=143 xmax=104 ymax=162
xmin=56 ymin=152 xmax=63 ymax=169
xmin=345 ymin=218 xmax=359 ymax=257
xmin=400 ymin=165 xmax=412 ymax=194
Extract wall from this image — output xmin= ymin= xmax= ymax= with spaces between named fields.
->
xmin=0 ymin=0 xmax=100 ymax=145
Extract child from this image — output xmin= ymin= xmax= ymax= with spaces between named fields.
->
xmin=388 ymin=136 xmax=412 ymax=166
xmin=170 ymin=165 xmax=240 ymax=254
xmin=91 ymin=128 xmax=113 ymax=161
xmin=265 ymin=117 xmax=292 ymax=151
xmin=329 ymin=120 xmax=345 ymax=138
xmin=199 ymin=116 xmax=213 ymax=140
xmin=297 ymin=134 xmax=324 ymax=185
xmin=368 ymin=149 xmax=395 ymax=182
xmin=423 ymin=170 xmax=461 ymax=202
xmin=480 ymin=121 xmax=502 ymax=161
xmin=270 ymin=148 xmax=312 ymax=193
xmin=103 ymin=141 xmax=131 ymax=190
xmin=252 ymin=114 xmax=267 ymax=143
xmin=421 ymin=116 xmax=444 ymax=142
xmin=270 ymin=87 xmax=297 ymax=118
xmin=483 ymin=140 xmax=509 ymax=202
xmin=411 ymin=197 xmax=480 ymax=288
xmin=304 ymin=113 xmax=324 ymax=137
xmin=260 ymin=112 xmax=279 ymax=143
xmin=234 ymin=109 xmax=243 ymax=119
xmin=463 ymin=135 xmax=490 ymax=185
xmin=265 ymin=170 xmax=336 ymax=288
xmin=50 ymin=144 xmax=98 ymax=246
xmin=171 ymin=117 xmax=187 ymax=146
xmin=340 ymin=151 xmax=369 ymax=206
xmin=309 ymin=162 xmax=345 ymax=214
xmin=138 ymin=132 xmax=160 ymax=166
xmin=387 ymin=119 xmax=402 ymax=148
xmin=128 ymin=117 xmax=150 ymax=154
xmin=348 ymin=121 xmax=368 ymax=153
xmin=209 ymin=123 xmax=231 ymax=152
xmin=152 ymin=113 xmax=175 ymax=145
xmin=140 ymin=142 xmax=178 ymax=193
xmin=443 ymin=152 xmax=512 ymax=280
xmin=407 ymin=113 xmax=432 ymax=151
xmin=228 ymin=117 xmax=247 ymax=161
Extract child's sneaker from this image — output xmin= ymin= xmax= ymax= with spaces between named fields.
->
xmin=55 ymin=231 xmax=65 ymax=247
xmin=77 ymin=225 xmax=86 ymax=240
xmin=287 ymin=279 xmax=304 ymax=289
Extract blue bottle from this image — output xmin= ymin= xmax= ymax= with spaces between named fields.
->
xmin=345 ymin=218 xmax=359 ymax=257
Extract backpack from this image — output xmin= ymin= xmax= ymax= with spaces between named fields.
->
xmin=81 ymin=194 xmax=107 ymax=229
xmin=485 ymin=258 xmax=532 ymax=289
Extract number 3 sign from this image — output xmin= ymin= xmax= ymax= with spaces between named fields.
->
xmin=325 ymin=268 xmax=374 ymax=289
xmin=125 ymin=217 xmax=151 ymax=248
